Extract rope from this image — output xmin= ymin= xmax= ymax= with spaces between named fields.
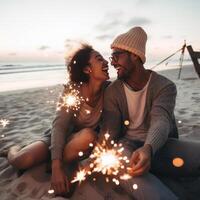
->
xmin=150 ymin=47 xmax=183 ymax=70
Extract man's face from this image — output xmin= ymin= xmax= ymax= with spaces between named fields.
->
xmin=110 ymin=48 xmax=136 ymax=80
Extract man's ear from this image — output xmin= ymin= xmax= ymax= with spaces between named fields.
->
xmin=130 ymin=54 xmax=141 ymax=63
xmin=83 ymin=66 xmax=92 ymax=74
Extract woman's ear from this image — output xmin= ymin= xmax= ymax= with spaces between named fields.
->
xmin=83 ymin=66 xmax=92 ymax=74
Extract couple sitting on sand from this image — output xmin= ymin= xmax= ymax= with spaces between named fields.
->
xmin=7 ymin=27 xmax=200 ymax=200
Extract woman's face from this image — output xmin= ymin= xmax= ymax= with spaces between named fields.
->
xmin=87 ymin=50 xmax=109 ymax=82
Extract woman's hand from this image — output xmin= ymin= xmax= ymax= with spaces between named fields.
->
xmin=128 ymin=144 xmax=152 ymax=176
xmin=51 ymin=159 xmax=69 ymax=196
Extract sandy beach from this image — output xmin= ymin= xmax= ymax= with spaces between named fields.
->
xmin=0 ymin=65 xmax=200 ymax=199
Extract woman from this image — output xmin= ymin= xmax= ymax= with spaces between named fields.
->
xmin=7 ymin=44 xmax=110 ymax=196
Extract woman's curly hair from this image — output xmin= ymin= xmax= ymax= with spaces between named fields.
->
xmin=67 ymin=44 xmax=94 ymax=83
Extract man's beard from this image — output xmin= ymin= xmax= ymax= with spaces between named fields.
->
xmin=117 ymin=68 xmax=131 ymax=80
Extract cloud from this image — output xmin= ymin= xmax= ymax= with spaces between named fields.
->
xmin=96 ymin=34 xmax=114 ymax=41
xmin=38 ymin=45 xmax=50 ymax=50
xmin=162 ymin=35 xmax=173 ymax=39
xmin=64 ymin=39 xmax=87 ymax=61
xmin=127 ymin=17 xmax=151 ymax=26
xmin=96 ymin=19 xmax=122 ymax=32
xmin=95 ymin=10 xmax=125 ymax=32
xmin=64 ymin=39 xmax=84 ymax=50
xmin=8 ymin=53 xmax=17 ymax=56
xmin=104 ymin=10 xmax=124 ymax=19
xmin=136 ymin=0 xmax=151 ymax=6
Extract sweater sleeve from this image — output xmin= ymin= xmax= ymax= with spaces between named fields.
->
xmin=144 ymin=83 xmax=177 ymax=155
xmin=50 ymin=86 xmax=74 ymax=160
xmin=99 ymin=85 xmax=122 ymax=141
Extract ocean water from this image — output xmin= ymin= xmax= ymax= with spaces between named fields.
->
xmin=0 ymin=63 xmax=68 ymax=92
xmin=0 ymin=62 xmax=119 ymax=92
xmin=0 ymin=60 xmax=194 ymax=92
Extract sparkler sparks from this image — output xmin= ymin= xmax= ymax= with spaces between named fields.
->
xmin=85 ymin=109 xmax=91 ymax=114
xmin=89 ymin=143 xmax=94 ymax=147
xmin=120 ymin=174 xmax=132 ymax=180
xmin=124 ymin=120 xmax=130 ymax=126
xmin=78 ymin=151 xmax=84 ymax=157
xmin=71 ymin=133 xmax=132 ymax=186
xmin=0 ymin=119 xmax=10 ymax=128
xmin=133 ymin=184 xmax=138 ymax=190
xmin=48 ymin=189 xmax=54 ymax=194
xmin=71 ymin=169 xmax=87 ymax=184
xmin=56 ymin=83 xmax=85 ymax=116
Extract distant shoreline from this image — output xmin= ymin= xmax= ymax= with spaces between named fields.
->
xmin=1 ymin=64 xmax=197 ymax=94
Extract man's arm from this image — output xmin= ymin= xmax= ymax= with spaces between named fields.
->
xmin=129 ymin=83 xmax=177 ymax=176
xmin=144 ymin=83 xmax=177 ymax=154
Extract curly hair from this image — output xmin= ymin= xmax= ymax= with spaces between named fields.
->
xmin=67 ymin=44 xmax=94 ymax=83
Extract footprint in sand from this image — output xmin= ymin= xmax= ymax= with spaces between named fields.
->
xmin=16 ymin=182 xmax=27 ymax=193
xmin=178 ymin=110 xmax=187 ymax=115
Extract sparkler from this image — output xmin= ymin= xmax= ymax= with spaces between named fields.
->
xmin=133 ymin=184 xmax=138 ymax=190
xmin=0 ymin=119 xmax=10 ymax=128
xmin=71 ymin=168 xmax=87 ymax=184
xmin=71 ymin=133 xmax=131 ymax=185
xmin=56 ymin=83 xmax=85 ymax=117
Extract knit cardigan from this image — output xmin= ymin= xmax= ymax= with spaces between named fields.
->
xmin=50 ymin=81 xmax=110 ymax=160
xmin=100 ymin=71 xmax=178 ymax=155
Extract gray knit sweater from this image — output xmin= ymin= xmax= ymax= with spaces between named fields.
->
xmin=100 ymin=71 xmax=178 ymax=155
xmin=50 ymin=81 xmax=110 ymax=160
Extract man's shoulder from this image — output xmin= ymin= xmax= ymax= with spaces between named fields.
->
xmin=104 ymin=79 xmax=123 ymax=97
xmin=106 ymin=79 xmax=122 ymax=90
xmin=151 ymin=71 xmax=176 ymax=87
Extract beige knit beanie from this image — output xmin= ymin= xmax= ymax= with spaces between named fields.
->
xmin=111 ymin=26 xmax=147 ymax=63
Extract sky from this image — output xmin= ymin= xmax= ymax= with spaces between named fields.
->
xmin=0 ymin=0 xmax=200 ymax=67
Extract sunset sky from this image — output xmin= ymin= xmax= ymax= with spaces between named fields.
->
xmin=0 ymin=0 xmax=199 ymax=66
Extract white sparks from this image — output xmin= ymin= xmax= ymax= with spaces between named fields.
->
xmin=48 ymin=189 xmax=54 ymax=194
xmin=0 ymin=119 xmax=10 ymax=128
xmin=133 ymin=184 xmax=138 ymax=190
xmin=120 ymin=174 xmax=132 ymax=180
xmin=56 ymin=84 xmax=85 ymax=115
xmin=78 ymin=151 xmax=84 ymax=157
xmin=71 ymin=169 xmax=87 ymax=184
xmin=106 ymin=177 xmax=109 ymax=183
xmin=85 ymin=109 xmax=91 ymax=114
xmin=124 ymin=120 xmax=130 ymax=126
xmin=89 ymin=143 xmax=94 ymax=147
xmin=70 ymin=134 xmax=131 ymax=187
xmin=178 ymin=120 xmax=182 ymax=124
xmin=104 ymin=133 xmax=110 ymax=140
xmin=88 ymin=134 xmax=129 ymax=179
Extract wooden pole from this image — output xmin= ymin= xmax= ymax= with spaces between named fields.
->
xmin=178 ymin=41 xmax=186 ymax=79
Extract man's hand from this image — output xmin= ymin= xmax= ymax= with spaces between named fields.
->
xmin=51 ymin=160 xmax=69 ymax=196
xmin=128 ymin=144 xmax=152 ymax=176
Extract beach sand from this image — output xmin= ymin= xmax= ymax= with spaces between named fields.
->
xmin=0 ymin=65 xmax=200 ymax=199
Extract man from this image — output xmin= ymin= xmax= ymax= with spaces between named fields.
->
xmin=100 ymin=27 xmax=200 ymax=199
